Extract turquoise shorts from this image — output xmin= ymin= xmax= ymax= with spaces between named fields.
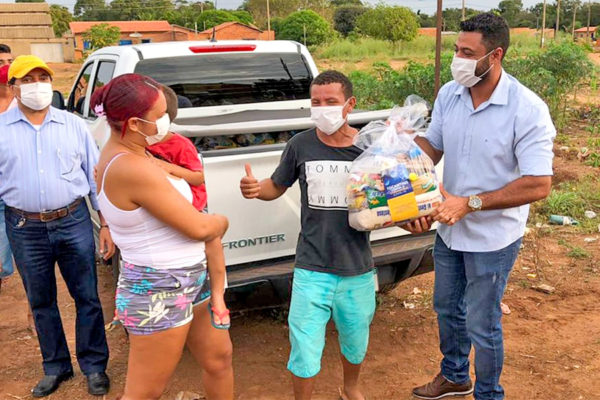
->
xmin=287 ymin=268 xmax=376 ymax=378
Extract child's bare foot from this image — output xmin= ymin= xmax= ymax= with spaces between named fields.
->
xmin=209 ymin=296 xmax=230 ymax=328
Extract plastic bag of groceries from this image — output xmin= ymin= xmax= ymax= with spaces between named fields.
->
xmin=347 ymin=95 xmax=442 ymax=231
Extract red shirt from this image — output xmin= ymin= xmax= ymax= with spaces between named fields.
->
xmin=147 ymin=133 xmax=207 ymax=211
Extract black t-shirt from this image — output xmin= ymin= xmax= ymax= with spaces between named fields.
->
xmin=271 ymin=129 xmax=373 ymax=276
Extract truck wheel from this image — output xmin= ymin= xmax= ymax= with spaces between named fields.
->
xmin=378 ymin=282 xmax=400 ymax=294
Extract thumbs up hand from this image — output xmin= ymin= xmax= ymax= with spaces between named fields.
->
xmin=240 ymin=163 xmax=261 ymax=199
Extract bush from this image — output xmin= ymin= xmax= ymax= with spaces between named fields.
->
xmin=278 ymin=10 xmax=332 ymax=46
xmin=504 ymin=41 xmax=594 ymax=128
xmin=355 ymin=6 xmax=418 ymax=43
xmin=314 ymin=35 xmax=457 ymax=61
xmin=333 ymin=5 xmax=367 ymax=36
xmin=349 ymin=53 xmax=454 ymax=110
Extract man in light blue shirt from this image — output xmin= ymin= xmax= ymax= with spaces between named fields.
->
xmin=406 ymin=14 xmax=555 ymax=400
xmin=0 ymin=55 xmax=115 ymax=398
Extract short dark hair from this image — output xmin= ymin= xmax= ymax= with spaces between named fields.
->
xmin=460 ymin=13 xmax=510 ymax=59
xmin=8 ymin=77 xmax=15 ymax=85
xmin=0 ymin=44 xmax=11 ymax=54
xmin=160 ymin=84 xmax=178 ymax=121
xmin=311 ymin=70 xmax=353 ymax=99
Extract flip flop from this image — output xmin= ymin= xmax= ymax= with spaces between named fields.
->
xmin=208 ymin=303 xmax=231 ymax=330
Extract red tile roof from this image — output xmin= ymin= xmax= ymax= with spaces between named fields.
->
xmin=199 ymin=21 xmax=262 ymax=34
xmin=69 ymin=21 xmax=172 ymax=34
xmin=574 ymin=26 xmax=597 ymax=33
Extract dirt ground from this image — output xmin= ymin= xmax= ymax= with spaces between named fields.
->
xmin=1 ymin=59 xmax=600 ymax=400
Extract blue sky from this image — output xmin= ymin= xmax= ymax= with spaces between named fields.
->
xmin=0 ymin=0 xmax=545 ymax=15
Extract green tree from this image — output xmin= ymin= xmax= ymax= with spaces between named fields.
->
xmin=231 ymin=10 xmax=254 ymax=25
xmin=108 ymin=0 xmax=142 ymax=20
xmin=417 ymin=11 xmax=436 ymax=28
xmin=49 ymin=5 xmax=72 ymax=37
xmin=356 ymin=6 xmax=419 ymax=43
xmin=437 ymin=8 xmax=479 ymax=32
xmin=74 ymin=0 xmax=112 ymax=21
xmin=498 ymin=0 xmax=523 ymax=28
xmin=331 ymin=0 xmax=362 ymax=5
xmin=242 ymin=0 xmax=333 ymax=29
xmin=196 ymin=10 xmax=239 ymax=30
xmin=140 ymin=0 xmax=175 ymax=20
xmin=83 ymin=23 xmax=121 ymax=51
xmin=165 ymin=2 xmax=214 ymax=29
xmin=270 ymin=16 xmax=284 ymax=37
xmin=278 ymin=10 xmax=333 ymax=46
xmin=498 ymin=0 xmax=524 ymax=27
xmin=333 ymin=5 xmax=367 ymax=36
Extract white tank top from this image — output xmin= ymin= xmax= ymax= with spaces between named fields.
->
xmin=97 ymin=153 xmax=206 ymax=269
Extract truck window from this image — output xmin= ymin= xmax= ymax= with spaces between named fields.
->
xmin=89 ymin=61 xmax=116 ymax=117
xmin=68 ymin=62 xmax=94 ymax=116
xmin=133 ymin=53 xmax=312 ymax=107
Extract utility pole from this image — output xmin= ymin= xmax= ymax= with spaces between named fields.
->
xmin=586 ymin=0 xmax=591 ymax=44
xmin=541 ymin=0 xmax=547 ymax=47
xmin=462 ymin=0 xmax=465 ymax=21
xmin=434 ymin=0 xmax=443 ymax=98
xmin=303 ymin=24 xmax=307 ymax=46
xmin=267 ymin=0 xmax=271 ymax=40
xmin=572 ymin=0 xmax=578 ymax=40
xmin=555 ymin=0 xmax=561 ymax=39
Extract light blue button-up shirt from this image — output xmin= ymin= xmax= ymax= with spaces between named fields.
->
xmin=425 ymin=71 xmax=556 ymax=252
xmin=0 ymin=106 xmax=100 ymax=212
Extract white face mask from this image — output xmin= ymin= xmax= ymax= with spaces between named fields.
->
xmin=136 ymin=114 xmax=170 ymax=145
xmin=311 ymin=98 xmax=350 ymax=135
xmin=450 ymin=49 xmax=495 ymax=88
xmin=18 ymin=82 xmax=53 ymax=111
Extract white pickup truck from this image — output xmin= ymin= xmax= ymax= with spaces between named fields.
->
xmin=61 ymin=40 xmax=436 ymax=308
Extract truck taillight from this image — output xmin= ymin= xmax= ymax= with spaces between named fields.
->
xmin=189 ymin=44 xmax=257 ymax=53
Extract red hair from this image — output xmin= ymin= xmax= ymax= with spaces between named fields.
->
xmin=90 ymin=73 xmax=161 ymax=136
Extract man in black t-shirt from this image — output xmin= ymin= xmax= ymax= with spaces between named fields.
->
xmin=240 ymin=71 xmax=375 ymax=400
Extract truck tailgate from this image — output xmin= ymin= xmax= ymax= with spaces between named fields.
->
xmin=204 ymin=148 xmax=302 ymax=266
xmin=203 ymin=145 xmax=426 ymax=268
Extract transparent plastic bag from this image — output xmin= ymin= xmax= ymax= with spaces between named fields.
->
xmin=347 ymin=96 xmax=442 ymax=231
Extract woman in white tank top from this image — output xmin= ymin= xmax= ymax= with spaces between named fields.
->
xmin=92 ymin=74 xmax=233 ymax=400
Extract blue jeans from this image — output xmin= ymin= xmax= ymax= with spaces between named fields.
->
xmin=5 ymin=201 xmax=109 ymax=376
xmin=0 ymin=199 xmax=14 ymax=278
xmin=433 ymin=235 xmax=522 ymax=400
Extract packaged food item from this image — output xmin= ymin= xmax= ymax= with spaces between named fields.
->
xmin=347 ymin=96 xmax=442 ymax=231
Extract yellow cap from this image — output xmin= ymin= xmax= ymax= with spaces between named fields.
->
xmin=8 ymin=55 xmax=54 ymax=81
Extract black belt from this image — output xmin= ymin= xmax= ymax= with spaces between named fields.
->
xmin=7 ymin=198 xmax=83 ymax=222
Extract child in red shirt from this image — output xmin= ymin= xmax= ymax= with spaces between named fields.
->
xmin=147 ymin=85 xmax=230 ymax=329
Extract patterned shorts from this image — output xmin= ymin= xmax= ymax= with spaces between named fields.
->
xmin=115 ymin=260 xmax=208 ymax=335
